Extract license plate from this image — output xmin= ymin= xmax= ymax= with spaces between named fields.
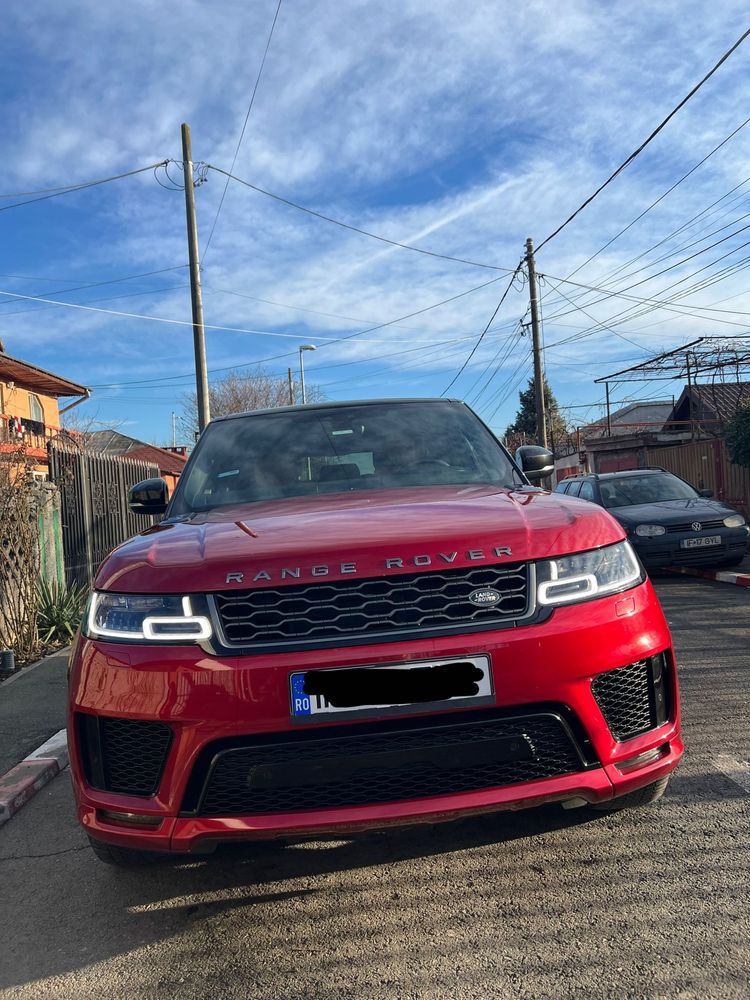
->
xmin=680 ymin=535 xmax=721 ymax=549
xmin=290 ymin=654 xmax=493 ymax=720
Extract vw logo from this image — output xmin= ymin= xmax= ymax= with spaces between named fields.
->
xmin=469 ymin=587 xmax=502 ymax=607
xmin=691 ymin=521 xmax=703 ymax=532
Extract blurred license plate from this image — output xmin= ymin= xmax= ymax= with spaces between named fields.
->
xmin=680 ymin=535 xmax=721 ymax=549
xmin=290 ymin=654 xmax=492 ymax=719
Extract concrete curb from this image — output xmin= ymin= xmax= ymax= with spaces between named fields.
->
xmin=669 ymin=566 xmax=750 ymax=588
xmin=0 ymin=729 xmax=68 ymax=828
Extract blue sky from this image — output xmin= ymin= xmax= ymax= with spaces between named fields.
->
xmin=2 ymin=1 xmax=750 ymax=444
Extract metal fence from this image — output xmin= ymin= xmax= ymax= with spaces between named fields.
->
xmin=48 ymin=443 xmax=158 ymax=587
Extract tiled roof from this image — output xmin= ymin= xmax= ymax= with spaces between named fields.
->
xmin=127 ymin=444 xmax=187 ymax=476
xmin=687 ymin=382 xmax=750 ymax=422
xmin=582 ymin=400 xmax=674 ymax=438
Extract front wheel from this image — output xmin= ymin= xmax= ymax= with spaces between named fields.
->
xmin=87 ymin=834 xmax=171 ymax=867
xmin=591 ymin=775 xmax=670 ymax=812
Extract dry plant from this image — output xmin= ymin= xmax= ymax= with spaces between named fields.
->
xmin=0 ymin=447 xmax=41 ymax=662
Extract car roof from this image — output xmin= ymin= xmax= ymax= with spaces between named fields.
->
xmin=560 ymin=468 xmax=668 ymax=482
xmin=211 ymin=398 xmax=464 ymax=423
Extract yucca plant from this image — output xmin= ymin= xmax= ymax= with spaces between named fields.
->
xmin=36 ymin=579 xmax=89 ymax=645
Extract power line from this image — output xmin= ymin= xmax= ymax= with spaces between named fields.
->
xmin=538 ymin=176 xmax=750 ymax=322
xmin=0 ymin=286 xmax=362 ymax=340
xmin=0 ymin=282 xmax=190 ymax=320
xmin=546 ymin=282 xmax=656 ymax=354
xmin=0 ymin=265 xmax=188 ymax=313
xmin=540 ymin=271 xmax=750 ymax=334
xmin=202 ymin=0 xmax=284 ymax=262
xmin=205 ymin=164 xmax=512 ymax=272
xmin=539 ymin=219 xmax=750 ymax=336
xmin=535 ymin=26 xmax=750 ymax=253
xmin=87 ymin=272 xmax=511 ymax=388
xmin=542 ymin=114 xmax=750 ymax=298
xmin=440 ymin=263 xmax=524 ymax=395
xmin=0 ymin=161 xmax=168 ymax=213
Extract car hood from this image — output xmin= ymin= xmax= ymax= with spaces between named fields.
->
xmin=607 ymin=497 xmax=736 ymax=527
xmin=95 ymin=484 xmax=626 ymax=593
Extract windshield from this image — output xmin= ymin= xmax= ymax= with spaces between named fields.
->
xmin=599 ymin=472 xmax=699 ymax=508
xmin=170 ymin=401 xmax=523 ymax=514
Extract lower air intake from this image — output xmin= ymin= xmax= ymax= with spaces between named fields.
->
xmin=185 ymin=709 xmax=591 ymax=817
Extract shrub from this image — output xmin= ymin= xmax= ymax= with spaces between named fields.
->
xmin=725 ymin=402 xmax=750 ymax=470
xmin=36 ymin=579 xmax=88 ymax=645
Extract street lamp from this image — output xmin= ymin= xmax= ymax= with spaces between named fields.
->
xmin=299 ymin=344 xmax=316 ymax=404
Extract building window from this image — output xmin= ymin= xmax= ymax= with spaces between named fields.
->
xmin=29 ymin=394 xmax=44 ymax=423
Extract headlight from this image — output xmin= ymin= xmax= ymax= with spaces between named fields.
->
xmin=723 ymin=514 xmax=746 ymax=528
xmin=634 ymin=524 xmax=666 ymax=537
xmin=537 ymin=541 xmax=642 ymax=607
xmin=84 ymin=593 xmax=212 ymax=642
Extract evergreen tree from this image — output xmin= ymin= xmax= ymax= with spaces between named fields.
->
xmin=726 ymin=401 xmax=750 ymax=469
xmin=504 ymin=376 xmax=571 ymax=453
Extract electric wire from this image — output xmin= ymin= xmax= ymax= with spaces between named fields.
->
xmin=202 ymin=0 xmax=284 ymax=262
xmin=541 ymin=113 xmax=750 ymax=300
xmin=534 ymin=25 xmax=750 ymax=253
xmin=440 ymin=263 xmax=524 ymax=395
xmin=0 ymin=266 xmax=188 ymax=313
xmin=205 ymin=164 xmax=513 ymax=272
xmin=86 ymin=272 xmax=511 ymax=387
xmin=0 ymin=162 xmax=168 ymax=213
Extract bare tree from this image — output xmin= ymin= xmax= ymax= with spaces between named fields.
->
xmin=59 ymin=409 xmax=130 ymax=453
xmin=178 ymin=366 xmax=325 ymax=440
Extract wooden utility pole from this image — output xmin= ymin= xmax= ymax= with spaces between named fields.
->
xmin=287 ymin=367 xmax=295 ymax=404
xmin=181 ymin=123 xmax=210 ymax=433
xmin=525 ymin=237 xmax=548 ymax=449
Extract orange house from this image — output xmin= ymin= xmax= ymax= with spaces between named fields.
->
xmin=0 ymin=350 xmax=90 ymax=475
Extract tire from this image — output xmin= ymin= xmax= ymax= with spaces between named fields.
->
xmin=87 ymin=834 xmax=171 ymax=867
xmin=591 ymin=775 xmax=670 ymax=812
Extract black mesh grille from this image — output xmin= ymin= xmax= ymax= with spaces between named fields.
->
xmin=591 ymin=657 xmax=666 ymax=741
xmin=213 ymin=563 xmax=530 ymax=648
xmin=81 ymin=716 xmax=173 ymax=796
xmin=665 ymin=518 xmax=724 ymax=533
xmin=190 ymin=711 xmax=587 ymax=816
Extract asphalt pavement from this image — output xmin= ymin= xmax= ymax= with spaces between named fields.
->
xmin=0 ymin=577 xmax=748 ymax=999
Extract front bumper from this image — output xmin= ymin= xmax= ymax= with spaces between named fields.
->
xmin=68 ymin=579 xmax=682 ymax=854
xmin=631 ymin=526 xmax=748 ymax=568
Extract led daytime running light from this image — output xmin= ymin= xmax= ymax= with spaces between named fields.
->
xmin=86 ymin=593 xmax=212 ymax=643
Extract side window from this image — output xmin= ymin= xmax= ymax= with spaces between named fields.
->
xmin=566 ymin=481 xmax=582 ymax=497
xmin=578 ymin=481 xmax=595 ymax=501
xmin=29 ymin=394 xmax=44 ymax=423
xmin=554 ymin=482 xmax=569 ymax=493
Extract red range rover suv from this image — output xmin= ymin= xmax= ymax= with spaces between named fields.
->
xmin=68 ymin=399 xmax=682 ymax=865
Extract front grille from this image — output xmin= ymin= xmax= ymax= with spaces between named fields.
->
xmin=78 ymin=715 xmax=173 ymax=796
xmin=665 ymin=518 xmax=724 ymax=533
xmin=185 ymin=709 xmax=589 ymax=817
xmin=213 ymin=563 xmax=531 ymax=648
xmin=591 ymin=654 xmax=669 ymax=742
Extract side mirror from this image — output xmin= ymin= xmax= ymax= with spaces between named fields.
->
xmin=515 ymin=445 xmax=554 ymax=482
xmin=697 ymin=488 xmax=713 ymax=498
xmin=128 ymin=478 xmax=169 ymax=515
